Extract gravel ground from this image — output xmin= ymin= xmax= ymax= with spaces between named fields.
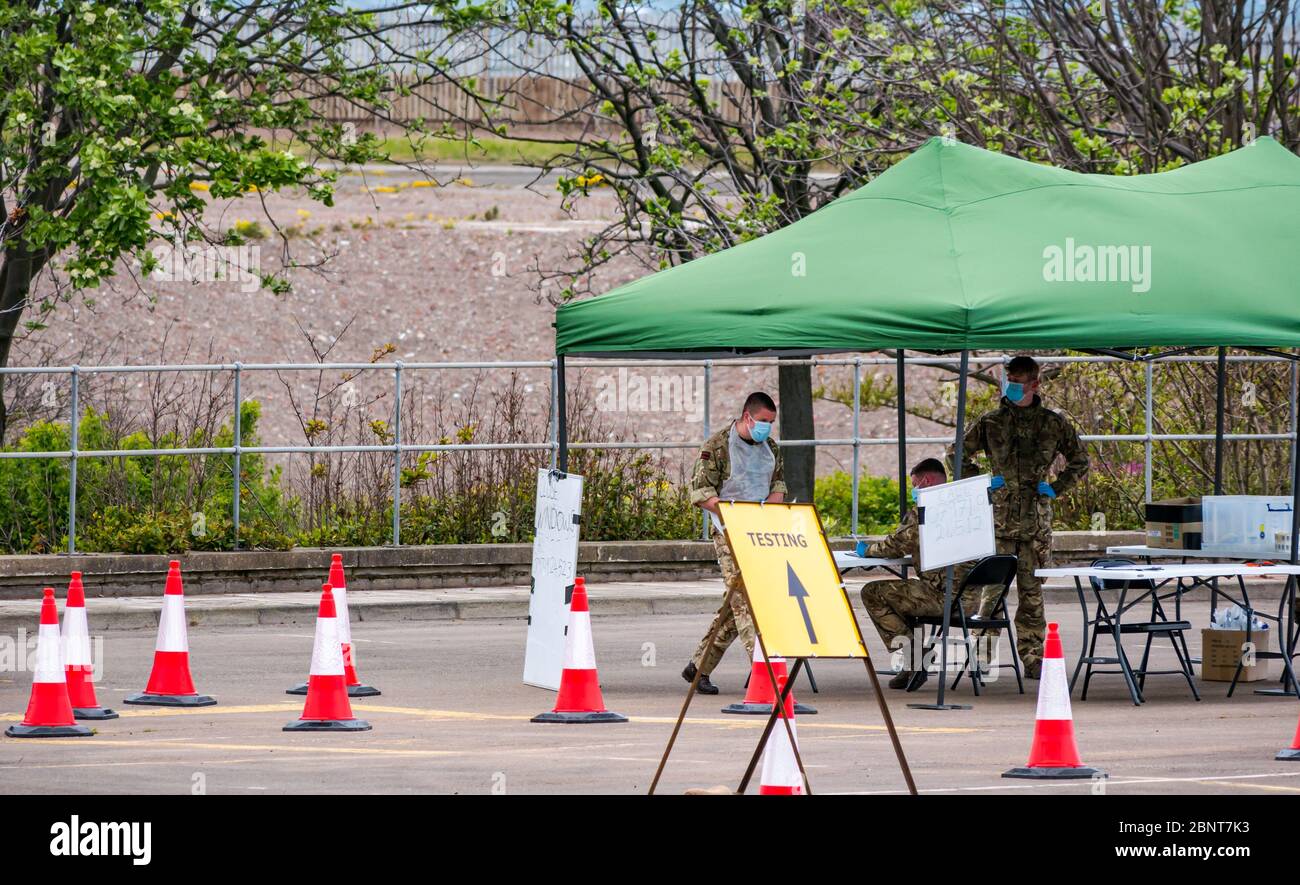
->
xmin=15 ymin=167 xmax=950 ymax=481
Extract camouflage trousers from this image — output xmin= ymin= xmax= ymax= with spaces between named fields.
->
xmin=859 ymin=578 xmax=988 ymax=667
xmin=996 ymin=535 xmax=1051 ymax=668
xmin=692 ymin=529 xmax=756 ymax=676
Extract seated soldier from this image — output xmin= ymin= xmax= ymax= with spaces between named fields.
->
xmin=859 ymin=458 xmax=988 ymax=692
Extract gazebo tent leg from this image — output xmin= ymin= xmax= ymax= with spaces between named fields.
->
xmin=1209 ymin=347 xmax=1227 ymax=616
xmin=897 ymin=351 xmax=908 ymax=520
xmin=909 ymin=349 xmax=971 ymax=711
xmin=557 ymin=352 xmax=568 ymax=473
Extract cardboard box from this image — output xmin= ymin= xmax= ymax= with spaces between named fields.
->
xmin=1201 ymin=628 xmax=1270 ymax=682
xmin=1145 ymin=497 xmax=1202 ymax=549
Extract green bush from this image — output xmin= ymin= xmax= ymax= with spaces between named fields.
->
xmin=814 ymin=471 xmax=902 ymax=537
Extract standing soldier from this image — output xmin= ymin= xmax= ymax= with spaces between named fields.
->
xmin=682 ymin=392 xmax=786 ymax=695
xmin=948 ymin=356 xmax=1089 ymax=679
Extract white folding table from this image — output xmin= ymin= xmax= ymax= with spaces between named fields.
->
xmin=1106 ymin=545 xmax=1300 ymax=697
xmin=1038 ymin=562 xmax=1300 ymax=704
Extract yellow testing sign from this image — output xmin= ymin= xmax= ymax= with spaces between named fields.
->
xmin=718 ymin=502 xmax=868 ymax=659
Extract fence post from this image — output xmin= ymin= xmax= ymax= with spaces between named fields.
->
xmin=701 ymin=359 xmax=712 ymax=540
xmin=851 ymin=357 xmax=861 ymax=536
xmin=392 ymin=360 xmax=404 ymax=546
xmin=232 ymin=362 xmax=242 ymax=550
xmin=67 ymin=366 xmax=79 ymax=556
xmin=1144 ymin=359 xmax=1153 ymax=503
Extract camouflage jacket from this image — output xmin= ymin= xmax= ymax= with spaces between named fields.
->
xmin=866 ymin=508 xmax=943 ymax=593
xmin=948 ymin=396 xmax=1089 ymax=541
xmin=689 ymin=424 xmax=787 ymax=505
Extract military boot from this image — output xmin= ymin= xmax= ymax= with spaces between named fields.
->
xmin=682 ymin=661 xmax=719 ymax=695
xmin=1022 ymin=659 xmax=1042 ymax=680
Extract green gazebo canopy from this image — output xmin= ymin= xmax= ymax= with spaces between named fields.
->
xmin=555 ymin=136 xmax=1300 ymax=357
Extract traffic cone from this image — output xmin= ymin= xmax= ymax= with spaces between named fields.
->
xmin=62 ymin=573 xmax=117 ymax=720
xmin=288 ymin=554 xmax=379 ymax=697
xmin=722 ymin=644 xmax=816 ymax=715
xmin=1276 ymin=713 xmax=1300 ymax=760
xmin=124 ymin=561 xmax=216 ymax=707
xmin=285 ymin=585 xmax=371 ymax=732
xmin=6 ymin=589 xmax=92 ymax=738
xmin=1003 ymin=622 xmax=1105 ymax=779
xmin=532 ymin=577 xmax=627 ymax=723
xmin=758 ymin=673 xmax=804 ymax=795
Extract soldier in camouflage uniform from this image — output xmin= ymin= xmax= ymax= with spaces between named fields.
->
xmin=683 ymin=392 xmax=787 ymax=695
xmin=948 ymin=355 xmax=1089 ymax=678
xmin=859 ymin=459 xmax=990 ymax=691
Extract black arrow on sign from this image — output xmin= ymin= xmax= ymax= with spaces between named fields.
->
xmin=786 ymin=563 xmax=818 ymax=645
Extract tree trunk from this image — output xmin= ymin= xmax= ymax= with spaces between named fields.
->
xmin=0 ymin=246 xmax=43 ymax=445
xmin=778 ymin=359 xmax=815 ymax=503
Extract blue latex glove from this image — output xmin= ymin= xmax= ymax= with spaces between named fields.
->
xmin=989 ymin=475 xmax=1005 ymax=490
xmin=1038 ymin=481 xmax=1057 ymax=498
xmin=855 ymin=539 xmax=869 ymax=558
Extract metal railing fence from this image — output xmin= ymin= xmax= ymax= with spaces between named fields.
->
xmin=0 ymin=352 xmax=1294 ymax=552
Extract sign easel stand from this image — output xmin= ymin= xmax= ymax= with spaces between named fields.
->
xmin=649 ymin=503 xmax=918 ymax=796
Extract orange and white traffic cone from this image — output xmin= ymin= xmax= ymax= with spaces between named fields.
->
xmin=62 ymin=572 xmax=117 ymax=721
xmin=124 ymin=561 xmax=216 ymax=707
xmin=1003 ymin=622 xmax=1105 ymax=779
xmin=6 ymin=589 xmax=92 ymax=738
xmin=285 ymin=585 xmax=371 ymax=732
xmin=532 ymin=577 xmax=627 ymax=723
xmin=722 ymin=643 xmax=816 ymax=715
xmin=1276 ymin=713 xmax=1300 ymax=760
xmin=288 ymin=554 xmax=379 ymax=698
xmin=758 ymin=672 xmax=805 ymax=795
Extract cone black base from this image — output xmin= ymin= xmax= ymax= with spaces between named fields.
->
xmin=5 ymin=723 xmax=94 ymax=738
xmin=1276 ymin=748 xmax=1300 ymax=760
xmin=531 ymin=710 xmax=628 ymax=723
xmin=287 ymin=682 xmax=381 ymax=698
xmin=124 ymin=692 xmax=216 ymax=707
xmin=283 ymin=718 xmax=372 ymax=732
xmin=720 ymin=702 xmax=817 ymax=715
xmin=1002 ymin=766 xmax=1106 ymax=779
xmin=73 ymin=706 xmax=118 ymax=721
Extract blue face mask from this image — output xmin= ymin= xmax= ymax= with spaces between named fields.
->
xmin=911 ymin=487 xmax=921 ymax=503
xmin=749 ymin=419 xmax=772 ymax=443
xmin=1003 ymin=381 xmax=1025 ymax=402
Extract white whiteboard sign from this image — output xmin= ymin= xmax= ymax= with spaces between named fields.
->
xmin=523 ymin=468 xmax=584 ymax=690
xmin=916 ymin=473 xmax=996 ymax=572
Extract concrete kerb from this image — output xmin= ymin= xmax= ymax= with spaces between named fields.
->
xmin=3 ymin=530 xmax=1286 ymax=634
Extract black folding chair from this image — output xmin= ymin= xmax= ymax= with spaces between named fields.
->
xmin=1075 ymin=557 xmax=1199 ymax=705
xmin=908 ymin=554 xmax=1023 ymax=696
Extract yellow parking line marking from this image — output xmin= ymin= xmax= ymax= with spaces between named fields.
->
xmin=3 ymin=703 xmax=979 ymax=735
xmin=347 ymin=704 xmax=979 ymax=734
xmin=24 ymin=738 xmax=458 ymax=758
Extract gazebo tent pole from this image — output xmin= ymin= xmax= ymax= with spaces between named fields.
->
xmin=897 ymin=351 xmax=909 ymax=519
xmin=1211 ymin=347 xmax=1227 ymax=617
xmin=556 ymin=352 xmax=568 ymax=473
xmin=909 ymin=349 xmax=971 ymax=711
xmin=1214 ymin=347 xmax=1227 ymax=494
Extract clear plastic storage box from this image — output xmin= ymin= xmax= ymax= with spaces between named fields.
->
xmin=1201 ymin=495 xmax=1294 ymax=557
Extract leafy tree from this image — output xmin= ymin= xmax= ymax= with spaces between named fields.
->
xmin=0 ymin=0 xmax=476 ymax=440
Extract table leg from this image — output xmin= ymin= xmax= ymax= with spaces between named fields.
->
xmin=1115 ymin=581 xmax=1144 ymax=705
xmin=1070 ymin=576 xmax=1089 ymax=694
